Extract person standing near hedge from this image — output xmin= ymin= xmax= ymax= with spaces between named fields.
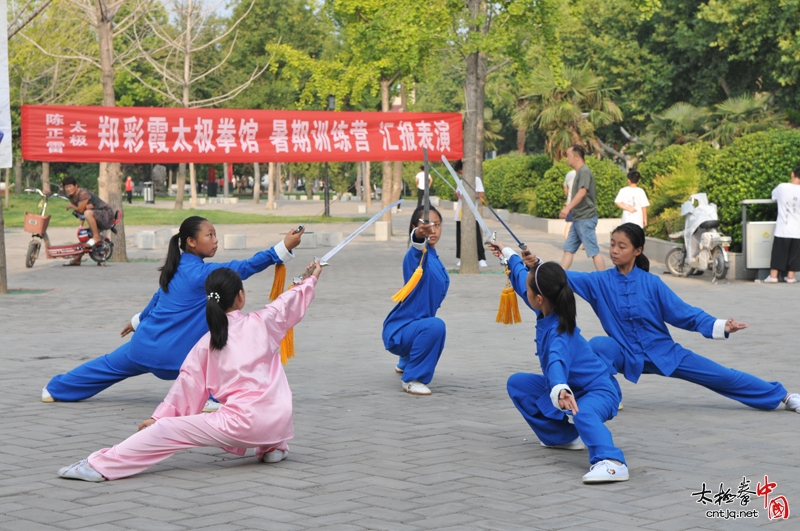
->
xmin=614 ymin=170 xmax=649 ymax=229
xmin=559 ymin=146 xmax=606 ymax=271
xmin=563 ymin=169 xmax=576 ymax=238
xmin=765 ymin=165 xmax=800 ymax=284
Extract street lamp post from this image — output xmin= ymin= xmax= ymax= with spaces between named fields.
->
xmin=324 ymin=95 xmax=335 ymax=217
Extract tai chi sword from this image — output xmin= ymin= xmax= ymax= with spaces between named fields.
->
xmin=459 ymin=178 xmax=528 ymax=253
xmin=422 ymin=148 xmax=431 ymax=223
xmin=441 ymin=156 xmax=493 ymax=244
xmin=293 ymin=199 xmax=403 ymax=283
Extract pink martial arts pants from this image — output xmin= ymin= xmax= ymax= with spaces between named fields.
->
xmin=88 ymin=415 xmax=289 ymax=480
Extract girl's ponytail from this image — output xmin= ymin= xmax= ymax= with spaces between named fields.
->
xmin=526 ymin=261 xmax=577 ymax=335
xmin=204 ymin=268 xmax=244 ymax=351
xmin=612 ymin=222 xmax=650 ymax=272
xmin=159 ymin=216 xmax=208 ymax=291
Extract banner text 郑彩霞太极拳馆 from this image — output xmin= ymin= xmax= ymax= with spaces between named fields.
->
xmin=21 ymin=105 xmax=462 ymax=164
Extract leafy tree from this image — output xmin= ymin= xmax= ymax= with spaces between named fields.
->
xmin=702 ymin=93 xmax=786 ymax=147
xmin=638 ymin=102 xmax=708 ymax=151
xmin=514 ymin=63 xmax=623 ymax=159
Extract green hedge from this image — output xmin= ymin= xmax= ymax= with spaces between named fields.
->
xmin=705 ymin=129 xmax=800 ymax=247
xmin=638 ymin=143 xmax=717 ymax=197
xmin=481 ymin=154 xmax=552 ymax=210
xmin=534 ymin=158 xmax=628 ymax=218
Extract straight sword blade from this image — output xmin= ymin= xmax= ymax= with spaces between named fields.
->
xmin=423 ymin=148 xmax=430 ymax=222
xmin=459 ymin=178 xmax=527 ymax=250
xmin=320 ymin=199 xmax=402 ymax=262
xmin=441 ymin=156 xmax=493 ymax=244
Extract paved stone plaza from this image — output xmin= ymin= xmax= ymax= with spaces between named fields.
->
xmin=1 ymin=199 xmax=797 ymax=530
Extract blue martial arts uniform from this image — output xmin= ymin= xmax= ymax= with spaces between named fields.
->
xmin=504 ymin=251 xmax=786 ymax=410
xmin=47 ymin=243 xmax=293 ymax=401
xmin=382 ymin=238 xmax=449 ymax=384
xmin=506 ymin=306 xmax=625 ymax=466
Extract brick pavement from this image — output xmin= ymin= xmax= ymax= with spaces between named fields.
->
xmin=1 ymin=199 xmax=798 ymax=530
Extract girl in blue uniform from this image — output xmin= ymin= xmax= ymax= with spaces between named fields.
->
xmin=492 ymin=247 xmax=628 ymax=483
xmin=43 ymin=216 xmax=303 ymax=404
xmin=498 ymin=223 xmax=800 ymax=413
xmin=382 ymin=205 xmax=449 ymax=396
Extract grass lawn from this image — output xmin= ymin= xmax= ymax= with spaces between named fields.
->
xmin=2 ymin=194 xmax=367 ymax=228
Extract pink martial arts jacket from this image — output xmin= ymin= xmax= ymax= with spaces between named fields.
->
xmin=150 ymin=276 xmax=317 ymax=447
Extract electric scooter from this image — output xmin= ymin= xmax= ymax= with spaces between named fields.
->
xmin=665 ymin=193 xmax=731 ymax=283
xmin=23 ymin=187 xmax=121 ymax=268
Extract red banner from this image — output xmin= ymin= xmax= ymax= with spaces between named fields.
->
xmin=21 ymin=105 xmax=463 ymax=164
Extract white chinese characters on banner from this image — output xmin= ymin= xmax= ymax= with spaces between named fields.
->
xmin=35 ymin=113 xmax=453 ymax=159
xmin=46 ymin=113 xmax=65 ymax=153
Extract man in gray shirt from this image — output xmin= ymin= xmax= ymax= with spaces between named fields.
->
xmin=559 ymin=145 xmax=606 ymax=270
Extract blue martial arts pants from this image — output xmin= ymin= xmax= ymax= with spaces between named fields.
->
xmin=507 ymin=373 xmax=625 ymax=465
xmin=390 ymin=317 xmax=446 ymax=385
xmin=589 ymin=337 xmax=787 ymax=410
xmin=46 ymin=343 xmax=180 ymax=402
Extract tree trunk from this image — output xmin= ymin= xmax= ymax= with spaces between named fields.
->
xmin=189 ymin=163 xmax=197 ymax=207
xmin=14 ymin=156 xmax=22 ymax=195
xmin=96 ymin=5 xmax=127 ymax=262
xmin=288 ymin=167 xmax=295 ymax=195
xmin=0 ymin=197 xmax=7 ymax=293
xmin=41 ymin=161 xmax=50 ymax=192
xmin=355 ymin=161 xmax=362 ymax=201
xmin=390 ymin=83 xmax=407 ymax=206
xmin=364 ymin=161 xmax=372 ymax=207
xmin=461 ymin=0 xmax=487 ymax=275
xmin=253 ymin=163 xmax=261 ymax=203
xmin=267 ymin=162 xmax=275 ymax=210
xmin=380 ymin=78 xmax=393 ymax=227
xmin=174 ymin=163 xmax=186 ymax=209
xmin=4 ymin=168 xmax=9 ymax=208
xmin=223 ymin=163 xmax=229 ymax=198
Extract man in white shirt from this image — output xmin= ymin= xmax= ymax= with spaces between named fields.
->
xmin=415 ymin=166 xmax=432 ymax=207
xmin=614 ymin=170 xmax=650 ymax=228
xmin=765 ymin=165 xmax=800 ymax=283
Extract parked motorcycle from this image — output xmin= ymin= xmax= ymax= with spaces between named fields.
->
xmin=665 ymin=193 xmax=731 ymax=283
xmin=23 ymin=187 xmax=121 ymax=268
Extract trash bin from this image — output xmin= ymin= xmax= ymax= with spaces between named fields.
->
xmin=143 ymin=181 xmax=155 ymax=204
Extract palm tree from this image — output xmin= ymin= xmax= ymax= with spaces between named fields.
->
xmin=639 ymin=102 xmax=709 ymax=151
xmin=513 ymin=64 xmax=623 ymax=159
xmin=702 ymin=94 xmax=785 ymax=147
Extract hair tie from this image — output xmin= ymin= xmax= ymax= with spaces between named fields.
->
xmin=207 ymin=292 xmax=220 ymax=303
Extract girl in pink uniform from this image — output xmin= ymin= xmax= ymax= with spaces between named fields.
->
xmin=57 ymin=263 xmax=322 ymax=481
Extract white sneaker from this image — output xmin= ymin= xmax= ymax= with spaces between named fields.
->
xmin=582 ymin=460 xmax=629 ymax=483
xmin=456 ymin=260 xmax=461 ymax=267
xmin=260 ymin=450 xmax=288 ymax=463
xmin=786 ymin=278 xmax=797 ymax=284
xmin=784 ymin=393 xmax=800 ymax=413
xmin=58 ymin=459 xmax=106 ymax=482
xmin=202 ymin=399 xmax=221 ymax=412
xmin=763 ymin=276 xmax=779 ymax=283
xmin=402 ymin=380 xmax=431 ymax=396
xmin=42 ymin=386 xmax=55 ymax=403
xmin=479 ymin=260 xmax=488 ymax=268
xmin=540 ymin=436 xmax=585 ymax=450
xmin=395 ymin=365 xmax=404 ymax=374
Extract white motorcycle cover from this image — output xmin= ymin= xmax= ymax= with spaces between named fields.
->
xmin=681 ymin=193 xmax=719 ymax=259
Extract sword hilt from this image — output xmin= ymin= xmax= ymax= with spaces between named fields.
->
xmin=292 ymin=258 xmax=329 ymax=285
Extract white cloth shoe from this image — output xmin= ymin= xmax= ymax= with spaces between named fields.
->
xmin=42 ymin=386 xmax=55 ymax=403
xmin=784 ymin=393 xmax=800 ymax=413
xmin=202 ymin=399 xmax=221 ymax=412
xmin=540 ymin=436 xmax=585 ymax=450
xmin=763 ymin=276 xmax=779 ymax=283
xmin=395 ymin=365 xmax=404 ymax=374
xmin=58 ymin=459 xmax=106 ymax=482
xmin=260 ymin=450 xmax=288 ymax=463
xmin=456 ymin=260 xmax=461 ymax=267
xmin=786 ymin=278 xmax=797 ymax=284
xmin=582 ymin=460 xmax=629 ymax=483
xmin=402 ymin=380 xmax=431 ymax=396
xmin=479 ymin=260 xmax=488 ymax=267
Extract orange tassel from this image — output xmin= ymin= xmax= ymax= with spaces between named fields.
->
xmin=496 ymin=268 xmax=522 ymax=325
xmin=270 ymin=263 xmax=286 ymax=301
xmin=269 ymin=263 xmax=295 ymax=364
xmin=280 ymin=328 xmax=294 ymax=364
xmin=391 ymin=248 xmax=426 ymax=302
